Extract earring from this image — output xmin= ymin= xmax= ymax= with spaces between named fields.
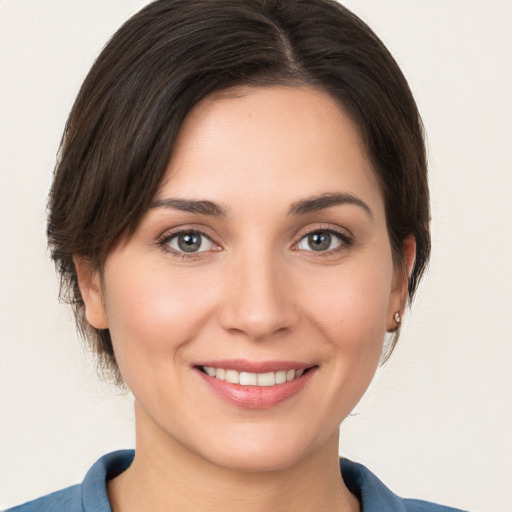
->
xmin=393 ymin=311 xmax=401 ymax=325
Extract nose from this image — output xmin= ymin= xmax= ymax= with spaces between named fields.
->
xmin=218 ymin=250 xmax=299 ymax=341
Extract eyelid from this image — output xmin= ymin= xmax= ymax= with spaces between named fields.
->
xmin=157 ymin=223 xmax=219 ymax=243
xmin=294 ymin=223 xmax=352 ymax=242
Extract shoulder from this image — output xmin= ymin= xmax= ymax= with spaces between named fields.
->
xmin=339 ymin=458 xmax=469 ymax=512
xmin=4 ymin=450 xmax=134 ymax=512
xmin=4 ymin=485 xmax=82 ymax=512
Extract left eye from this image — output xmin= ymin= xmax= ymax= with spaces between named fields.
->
xmin=166 ymin=231 xmax=214 ymax=253
xmin=297 ymin=230 xmax=344 ymax=252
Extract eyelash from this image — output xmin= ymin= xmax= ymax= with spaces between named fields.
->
xmin=157 ymin=226 xmax=353 ymax=260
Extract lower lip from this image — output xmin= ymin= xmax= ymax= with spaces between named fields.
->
xmin=196 ymin=368 xmax=316 ymax=409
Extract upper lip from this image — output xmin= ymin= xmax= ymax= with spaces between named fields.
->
xmin=194 ymin=359 xmax=314 ymax=373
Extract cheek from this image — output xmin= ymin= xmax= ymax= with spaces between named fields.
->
xmin=303 ymin=257 xmax=393 ymax=348
xmin=103 ymin=260 xmax=218 ymax=369
xmin=298 ymin=252 xmax=393 ymax=409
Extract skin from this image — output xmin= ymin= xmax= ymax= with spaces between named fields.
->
xmin=76 ymin=86 xmax=415 ymax=512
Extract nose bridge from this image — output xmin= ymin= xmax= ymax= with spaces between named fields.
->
xmin=219 ymin=241 xmax=297 ymax=340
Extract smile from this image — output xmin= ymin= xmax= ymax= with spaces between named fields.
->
xmin=195 ymin=360 xmax=317 ymax=408
xmin=201 ymin=366 xmax=305 ymax=386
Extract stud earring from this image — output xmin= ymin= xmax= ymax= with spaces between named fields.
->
xmin=393 ymin=311 xmax=401 ymax=325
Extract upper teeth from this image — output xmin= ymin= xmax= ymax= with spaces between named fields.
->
xmin=202 ymin=367 xmax=305 ymax=386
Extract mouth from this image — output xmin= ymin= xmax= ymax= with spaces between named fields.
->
xmin=194 ymin=361 xmax=318 ymax=408
xmin=197 ymin=366 xmax=314 ymax=387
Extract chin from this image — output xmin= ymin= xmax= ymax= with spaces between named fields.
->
xmin=204 ymin=447 xmax=306 ymax=474
xmin=193 ymin=423 xmax=331 ymax=474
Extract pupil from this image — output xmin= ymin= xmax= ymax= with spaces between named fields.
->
xmin=178 ymin=233 xmax=201 ymax=252
xmin=308 ymin=232 xmax=331 ymax=251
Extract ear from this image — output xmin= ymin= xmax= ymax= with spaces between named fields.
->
xmin=73 ymin=256 xmax=109 ymax=329
xmin=387 ymin=236 xmax=416 ymax=331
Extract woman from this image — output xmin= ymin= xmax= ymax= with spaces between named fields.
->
xmin=5 ymin=1 xmax=469 ymax=510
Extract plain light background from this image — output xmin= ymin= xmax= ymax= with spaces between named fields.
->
xmin=1 ymin=1 xmax=511 ymax=510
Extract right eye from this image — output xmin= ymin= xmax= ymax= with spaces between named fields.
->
xmin=164 ymin=231 xmax=215 ymax=254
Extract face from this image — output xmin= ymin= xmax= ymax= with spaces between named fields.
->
xmin=78 ymin=86 xmax=410 ymax=472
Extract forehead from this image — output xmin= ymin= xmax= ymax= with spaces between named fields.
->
xmin=157 ymin=86 xmax=383 ymax=216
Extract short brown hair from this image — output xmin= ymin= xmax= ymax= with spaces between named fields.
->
xmin=48 ymin=0 xmax=430 ymax=383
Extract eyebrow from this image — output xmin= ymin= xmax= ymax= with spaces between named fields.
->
xmin=288 ymin=193 xmax=373 ymax=218
xmin=150 ymin=192 xmax=372 ymax=219
xmin=150 ymin=198 xmax=227 ymax=217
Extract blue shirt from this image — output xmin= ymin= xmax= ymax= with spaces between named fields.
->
xmin=6 ymin=450 xmax=468 ymax=511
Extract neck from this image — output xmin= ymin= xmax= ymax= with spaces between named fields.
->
xmin=108 ymin=402 xmax=360 ymax=512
